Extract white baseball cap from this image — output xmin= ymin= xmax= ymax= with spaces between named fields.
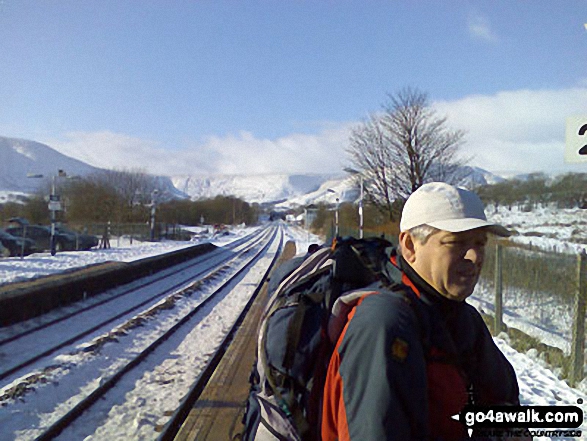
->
xmin=400 ymin=182 xmax=511 ymax=236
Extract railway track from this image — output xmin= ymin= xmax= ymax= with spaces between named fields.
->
xmin=0 ymin=226 xmax=268 ymax=383
xmin=0 ymin=224 xmax=284 ymax=440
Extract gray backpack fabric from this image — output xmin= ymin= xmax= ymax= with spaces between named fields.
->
xmin=242 ymin=237 xmax=397 ymax=441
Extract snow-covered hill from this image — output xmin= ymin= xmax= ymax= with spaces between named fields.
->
xmin=459 ymin=165 xmax=506 ymax=186
xmin=0 ymin=136 xmax=102 ymax=193
xmin=171 ymin=173 xmax=339 ymax=204
xmin=275 ymin=175 xmax=358 ymax=207
xmin=0 ymin=136 xmax=186 ymax=200
xmin=171 ymin=166 xmax=505 ymax=207
xmin=273 ymin=166 xmax=504 ymax=208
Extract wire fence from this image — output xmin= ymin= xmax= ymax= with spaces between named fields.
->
xmin=481 ymin=242 xmax=579 ymax=305
xmin=83 ymin=222 xmax=194 ymax=244
xmin=478 ymin=241 xmax=586 ymax=386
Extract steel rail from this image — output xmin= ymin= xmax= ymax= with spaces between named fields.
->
xmin=0 ymin=227 xmax=273 ymax=383
xmin=32 ymin=225 xmax=281 ymax=441
xmin=0 ymin=226 xmax=266 ymax=348
xmin=156 ymin=228 xmax=284 ymax=441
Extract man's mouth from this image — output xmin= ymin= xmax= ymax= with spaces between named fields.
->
xmin=458 ymin=272 xmax=477 ymax=281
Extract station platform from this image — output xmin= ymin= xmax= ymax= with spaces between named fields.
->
xmin=173 ymin=241 xmax=297 ymax=440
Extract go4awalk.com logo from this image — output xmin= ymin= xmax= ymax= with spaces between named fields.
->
xmin=453 ymin=404 xmax=584 ymax=438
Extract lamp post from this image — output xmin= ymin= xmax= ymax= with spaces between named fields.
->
xmin=150 ymin=189 xmax=159 ymax=241
xmin=49 ymin=170 xmax=70 ymax=255
xmin=129 ymin=189 xmax=143 ymax=245
xmin=344 ymin=168 xmax=364 ymax=239
xmin=304 ymin=205 xmax=318 ymax=245
xmin=49 ymin=176 xmax=59 ymax=255
xmin=28 ymin=170 xmax=66 ymax=256
xmin=327 ymin=189 xmax=340 ymax=237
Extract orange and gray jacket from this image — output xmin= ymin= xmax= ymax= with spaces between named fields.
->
xmin=321 ymin=250 xmax=520 ymax=441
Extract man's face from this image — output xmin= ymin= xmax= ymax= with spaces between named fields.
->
xmin=402 ymin=228 xmax=488 ymax=301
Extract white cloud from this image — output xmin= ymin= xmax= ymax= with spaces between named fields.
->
xmin=44 ymin=131 xmax=185 ymax=175
xmin=433 ymin=87 xmax=587 ymax=174
xmin=44 ymin=87 xmax=587 ymax=179
xmin=45 ymin=124 xmax=354 ymax=177
xmin=467 ymin=12 xmax=498 ymax=42
xmin=193 ymin=127 xmax=352 ymax=175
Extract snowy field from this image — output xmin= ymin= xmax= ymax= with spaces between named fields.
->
xmin=488 ymin=205 xmax=587 ymax=255
xmin=471 ymin=206 xmax=587 ymax=357
xmin=0 ymin=220 xmax=586 ymax=439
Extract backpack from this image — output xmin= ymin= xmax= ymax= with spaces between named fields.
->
xmin=241 ymin=236 xmax=402 ymax=441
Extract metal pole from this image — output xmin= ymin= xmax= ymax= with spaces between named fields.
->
xmin=50 ymin=176 xmax=57 ymax=256
xmin=494 ymin=242 xmax=504 ymax=334
xmin=150 ymin=204 xmax=156 ymax=241
xmin=150 ymin=190 xmax=158 ymax=242
xmin=570 ymin=250 xmax=586 ymax=386
xmin=359 ymin=177 xmax=364 ymax=239
xmin=335 ymin=197 xmax=339 ymax=237
xmin=305 ymin=208 xmax=309 ymax=245
xmin=343 ymin=167 xmax=364 ymax=239
xmin=20 ymin=224 xmax=27 ymax=259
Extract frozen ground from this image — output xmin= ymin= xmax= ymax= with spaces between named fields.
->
xmin=0 ymin=221 xmax=586 ymax=439
xmin=0 ymin=226 xmax=242 ymax=287
xmin=473 ymin=206 xmax=586 ymax=356
xmin=488 ymin=205 xmax=587 ymax=254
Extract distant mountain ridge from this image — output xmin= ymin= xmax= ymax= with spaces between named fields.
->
xmin=0 ymin=135 xmax=506 ymax=206
xmin=171 ymin=173 xmax=339 ymax=204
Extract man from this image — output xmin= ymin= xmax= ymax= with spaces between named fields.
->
xmin=321 ymin=182 xmax=523 ymax=440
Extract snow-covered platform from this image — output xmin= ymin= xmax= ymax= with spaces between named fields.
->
xmin=173 ymin=241 xmax=298 ymax=440
xmin=0 ymin=242 xmax=217 ymax=326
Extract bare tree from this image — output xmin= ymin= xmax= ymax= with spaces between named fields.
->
xmin=64 ymin=177 xmax=122 ymax=223
xmin=104 ymin=168 xmax=158 ymax=221
xmin=347 ymin=88 xmax=467 ymax=220
xmin=347 ymin=115 xmax=397 ymax=220
xmin=62 ymin=168 xmax=159 ymax=224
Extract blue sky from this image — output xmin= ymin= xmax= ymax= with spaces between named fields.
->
xmin=1 ymin=1 xmax=586 ymax=177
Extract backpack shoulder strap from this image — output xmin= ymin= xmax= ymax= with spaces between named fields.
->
xmin=385 ymin=280 xmax=432 ymax=356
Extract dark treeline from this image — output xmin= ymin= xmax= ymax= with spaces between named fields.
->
xmin=5 ymin=168 xmax=585 ymax=234
xmin=0 ymin=169 xmax=259 ymax=228
xmin=308 ymin=201 xmax=399 ymax=239
xmin=476 ymin=172 xmax=587 ymax=212
xmin=157 ymin=197 xmax=259 ymax=226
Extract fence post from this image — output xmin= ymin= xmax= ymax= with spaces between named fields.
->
xmin=570 ymin=250 xmax=586 ymax=387
xmin=494 ymin=242 xmax=504 ymax=334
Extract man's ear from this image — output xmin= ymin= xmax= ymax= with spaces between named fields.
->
xmin=399 ymin=231 xmax=417 ymax=264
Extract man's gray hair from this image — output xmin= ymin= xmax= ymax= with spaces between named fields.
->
xmin=407 ymin=224 xmax=440 ymax=244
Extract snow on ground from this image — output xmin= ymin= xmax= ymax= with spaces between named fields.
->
xmin=0 ymin=190 xmax=29 ymax=204
xmin=0 ymin=225 xmax=254 ymax=287
xmin=475 ymin=205 xmax=586 ymax=361
xmin=0 ymin=220 xmax=586 ymax=439
xmin=282 ymin=222 xmax=323 ymax=256
xmin=496 ymin=336 xmax=587 ymax=440
xmin=488 ymin=205 xmax=587 ymax=254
